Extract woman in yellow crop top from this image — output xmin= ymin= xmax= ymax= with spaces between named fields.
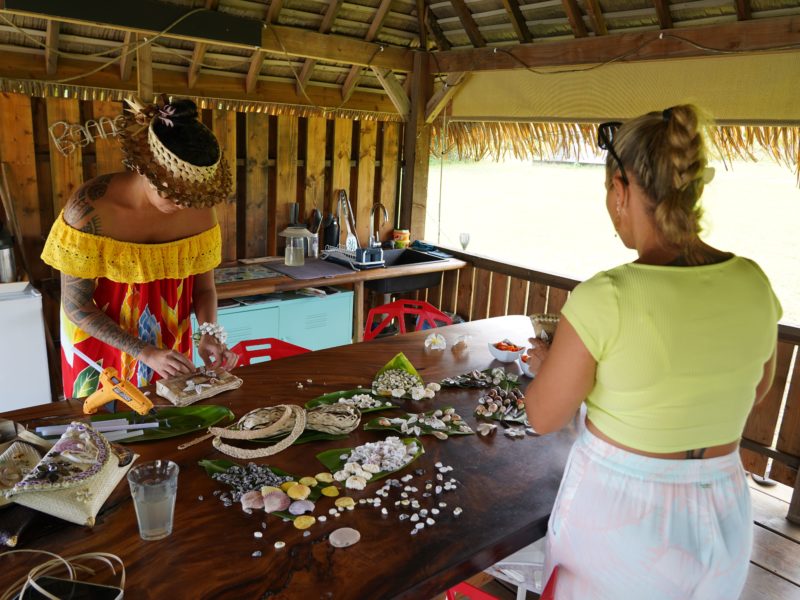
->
xmin=41 ymin=98 xmax=238 ymax=398
xmin=522 ymin=106 xmax=780 ymax=599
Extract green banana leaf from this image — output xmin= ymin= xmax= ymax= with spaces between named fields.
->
xmin=441 ymin=368 xmax=521 ymax=392
xmin=364 ymin=407 xmax=474 ymax=437
xmin=372 ymin=352 xmax=425 ymax=399
xmin=304 ymin=389 xmax=397 ymax=413
xmin=315 ymin=437 xmax=424 ymax=482
xmin=198 ymin=458 xmax=324 ymax=520
xmin=61 ymin=405 xmax=234 ymax=443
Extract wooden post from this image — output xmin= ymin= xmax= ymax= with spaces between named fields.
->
xmin=244 ymin=112 xmax=269 ymax=258
xmin=45 ymin=98 xmax=83 ymax=218
xmin=356 ymin=121 xmax=377 ymax=246
xmin=91 ymin=101 xmax=124 ymax=176
xmin=136 ymin=34 xmax=153 ymax=101
xmin=212 ymin=110 xmax=237 ymax=263
xmin=399 ymin=52 xmax=433 ymax=237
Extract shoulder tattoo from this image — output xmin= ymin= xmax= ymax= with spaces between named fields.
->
xmin=64 ymin=174 xmax=114 ymax=229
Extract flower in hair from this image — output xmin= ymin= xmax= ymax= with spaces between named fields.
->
xmin=157 ymin=104 xmax=176 ymax=128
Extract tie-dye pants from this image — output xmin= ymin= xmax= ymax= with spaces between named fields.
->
xmin=545 ymin=426 xmax=751 ymax=599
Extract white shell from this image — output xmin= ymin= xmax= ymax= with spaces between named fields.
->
xmin=329 ymin=527 xmax=361 ymax=548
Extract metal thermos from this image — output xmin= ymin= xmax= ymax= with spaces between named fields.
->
xmin=0 ymin=225 xmax=15 ymax=283
xmin=323 ymin=214 xmax=339 ymax=250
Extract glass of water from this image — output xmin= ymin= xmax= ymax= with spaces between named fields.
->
xmin=127 ymin=460 xmax=179 ymax=541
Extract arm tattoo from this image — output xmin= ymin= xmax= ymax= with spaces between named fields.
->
xmin=80 ymin=216 xmax=102 ymax=235
xmin=61 ymin=273 xmax=147 ymax=358
xmin=63 ymin=174 xmax=113 ymax=229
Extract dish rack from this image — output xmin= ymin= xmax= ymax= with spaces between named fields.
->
xmin=322 ymin=245 xmax=385 ymax=270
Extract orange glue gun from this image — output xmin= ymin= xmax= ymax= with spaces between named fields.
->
xmin=73 ymin=346 xmax=154 ymax=416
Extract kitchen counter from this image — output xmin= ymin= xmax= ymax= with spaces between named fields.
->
xmin=215 ymin=255 xmax=465 ymax=342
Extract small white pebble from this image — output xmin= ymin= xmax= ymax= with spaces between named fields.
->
xmin=252 ymin=551 xmax=262 ymax=558
xmin=435 ymin=462 xmax=443 ymax=468
xmin=197 ymin=495 xmax=204 ymax=501
xmin=303 ymin=531 xmax=311 ymax=537
xmin=432 ymin=508 xmax=440 ymax=515
xmin=274 ymin=541 xmax=286 ymax=549
xmin=420 ymin=509 xmax=428 ymax=517
xmin=307 ymin=379 xmax=312 ymax=383
xmin=381 ymin=508 xmax=388 ymax=516
xmin=358 ymin=499 xmax=366 ymax=505
xmin=439 ymin=502 xmax=447 ymax=508
xmin=254 ymin=531 xmax=263 ymax=539
xmin=410 ymin=513 xmax=420 ymax=522
xmin=415 ymin=523 xmax=425 ymax=530
xmin=346 ymin=505 xmax=354 ymax=511
xmin=426 ymin=517 xmax=435 ymax=526
xmin=334 ymin=511 xmax=341 ymax=518
xmin=261 ymin=522 xmax=267 ymax=529
xmin=318 ymin=516 xmax=327 ymax=522
xmin=453 ymin=507 xmax=463 ymax=516
xmin=329 ymin=508 xmax=338 ymax=515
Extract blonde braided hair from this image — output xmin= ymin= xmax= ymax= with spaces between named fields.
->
xmin=611 ymin=104 xmax=710 ymax=264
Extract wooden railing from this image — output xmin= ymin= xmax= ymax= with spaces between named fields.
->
xmin=415 ymin=247 xmax=800 ymax=522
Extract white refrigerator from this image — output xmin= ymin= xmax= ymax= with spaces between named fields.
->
xmin=0 ymin=283 xmax=52 ymax=410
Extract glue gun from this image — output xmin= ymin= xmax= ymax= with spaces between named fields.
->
xmin=72 ymin=346 xmax=155 ymax=416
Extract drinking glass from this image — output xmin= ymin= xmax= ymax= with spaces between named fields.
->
xmin=127 ymin=460 xmax=179 ymax=541
xmin=459 ymin=232 xmax=470 ymax=250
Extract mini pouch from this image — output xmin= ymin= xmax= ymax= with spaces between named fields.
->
xmin=4 ymin=422 xmax=137 ymax=527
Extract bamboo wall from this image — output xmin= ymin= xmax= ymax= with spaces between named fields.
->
xmin=0 ymin=92 xmax=402 ymax=278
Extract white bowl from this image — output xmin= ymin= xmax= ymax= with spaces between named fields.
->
xmin=518 ymin=355 xmax=535 ymax=378
xmin=487 ymin=341 xmax=524 ymax=363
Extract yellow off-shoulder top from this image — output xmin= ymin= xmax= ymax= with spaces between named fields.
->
xmin=41 ymin=212 xmax=222 ymax=283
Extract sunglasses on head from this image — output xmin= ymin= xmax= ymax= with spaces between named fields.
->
xmin=597 ymin=122 xmax=629 ymax=186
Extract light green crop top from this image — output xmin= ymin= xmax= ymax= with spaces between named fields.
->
xmin=561 ymin=256 xmax=782 ymax=453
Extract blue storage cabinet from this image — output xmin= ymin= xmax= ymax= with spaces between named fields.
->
xmin=190 ymin=291 xmax=353 ymax=367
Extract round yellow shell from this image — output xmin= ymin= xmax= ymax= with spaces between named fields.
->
xmin=315 ymin=472 xmax=334 ymax=483
xmin=279 ymin=481 xmax=297 ymax=492
xmin=260 ymin=485 xmax=281 ymax=495
xmin=334 ymin=496 xmax=355 ymax=508
xmin=287 ymin=484 xmax=311 ymax=500
xmin=321 ymin=486 xmax=339 ymax=497
xmin=299 ymin=476 xmax=318 ymax=487
xmin=293 ymin=515 xmax=316 ymax=530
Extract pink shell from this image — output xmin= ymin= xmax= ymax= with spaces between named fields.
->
xmin=288 ymin=500 xmax=315 ymax=515
xmin=263 ymin=490 xmax=291 ymax=513
xmin=240 ymin=490 xmax=264 ymax=511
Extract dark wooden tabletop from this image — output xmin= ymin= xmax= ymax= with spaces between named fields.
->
xmin=0 ymin=316 xmax=576 ymax=600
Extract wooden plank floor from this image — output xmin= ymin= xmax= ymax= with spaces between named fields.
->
xmin=438 ymin=481 xmax=800 ymax=599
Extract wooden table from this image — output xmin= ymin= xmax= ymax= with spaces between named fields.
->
xmin=0 ymin=316 xmax=576 ymax=599
xmin=215 ymin=255 xmax=466 ymax=342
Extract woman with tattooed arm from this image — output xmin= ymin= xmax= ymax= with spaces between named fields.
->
xmin=41 ymin=98 xmax=237 ymax=398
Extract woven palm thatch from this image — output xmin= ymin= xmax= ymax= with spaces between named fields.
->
xmin=431 ymin=121 xmax=800 ymax=184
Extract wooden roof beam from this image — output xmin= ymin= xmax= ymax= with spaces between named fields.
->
xmin=653 ymin=0 xmax=673 ymax=29
xmin=2 ymin=1 xmax=412 ymax=71
xmin=266 ymin=0 xmax=284 ymax=24
xmin=562 ymin=0 xmax=588 ymax=37
xmin=736 ymin=0 xmax=752 ymax=20
xmin=136 ymin=34 xmax=153 ymax=101
xmin=45 ymin=20 xmax=59 ymax=75
xmin=0 ymin=49 xmax=400 ymax=114
xmin=500 ymin=0 xmax=533 ymax=43
xmin=416 ymin=0 xmax=429 ymax=49
xmin=295 ymin=0 xmax=344 ymax=97
xmin=425 ymin=71 xmax=468 ymax=123
xmin=431 ymin=16 xmax=800 ymax=73
xmin=341 ymin=0 xmax=394 ymax=100
xmin=585 ymin=0 xmax=608 ymax=35
xmin=371 ymin=66 xmax=411 ymax=118
xmin=119 ymin=31 xmax=134 ymax=81
xmin=426 ymin=5 xmax=451 ymax=51
xmin=188 ymin=43 xmax=207 ymax=88
xmin=450 ymin=0 xmax=486 ymax=47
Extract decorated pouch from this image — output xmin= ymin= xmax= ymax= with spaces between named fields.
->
xmin=5 ymin=422 xmax=137 ymax=527
xmin=156 ymin=370 xmax=243 ymax=407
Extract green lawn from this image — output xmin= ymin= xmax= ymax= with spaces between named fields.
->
xmin=426 ymin=158 xmax=800 ymax=326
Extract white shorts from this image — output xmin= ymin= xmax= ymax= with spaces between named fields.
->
xmin=545 ymin=426 xmax=752 ymax=600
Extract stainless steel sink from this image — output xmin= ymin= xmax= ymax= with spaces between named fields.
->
xmin=366 ymin=249 xmax=445 ymax=294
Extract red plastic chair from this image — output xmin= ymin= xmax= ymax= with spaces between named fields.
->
xmin=228 ymin=338 xmax=310 ymax=366
xmin=364 ymin=299 xmax=452 ymax=341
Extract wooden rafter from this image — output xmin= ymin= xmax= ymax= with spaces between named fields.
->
xmin=188 ymin=43 xmax=207 ymax=88
xmin=450 ymin=0 xmax=486 ymax=48
xmin=585 ymin=0 xmax=608 ymax=35
xmin=119 ymin=31 xmax=134 ymax=81
xmin=189 ymin=1 xmax=219 ymax=90
xmin=136 ymin=33 xmax=153 ymax=101
xmin=736 ymin=0 xmax=752 ymax=20
xmin=295 ymin=0 xmax=344 ymax=97
xmin=562 ymin=0 xmax=588 ymax=37
xmin=426 ymin=4 xmax=451 ymax=51
xmin=500 ymin=0 xmax=533 ymax=43
xmin=425 ymin=71 xmax=468 ymax=123
xmin=432 ymin=16 xmax=800 ymax=72
xmin=45 ymin=20 xmax=59 ymax=76
xmin=371 ymin=67 xmax=410 ymax=118
xmin=416 ymin=0 xmax=428 ymax=49
xmin=266 ymin=0 xmax=284 ymax=25
xmin=0 ymin=49 xmax=399 ymax=114
xmin=340 ymin=0 xmax=394 ymax=100
xmin=653 ymin=0 xmax=673 ymax=29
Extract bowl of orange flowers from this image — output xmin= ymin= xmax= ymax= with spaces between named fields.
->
xmin=488 ymin=339 xmax=525 ymax=363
